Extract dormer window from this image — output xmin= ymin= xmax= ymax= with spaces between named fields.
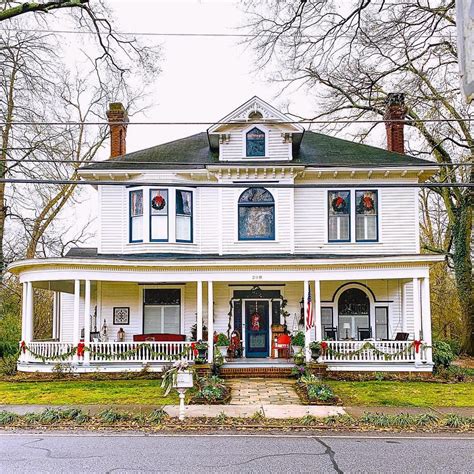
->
xmin=238 ymin=187 xmax=275 ymax=240
xmin=246 ymin=127 xmax=265 ymax=157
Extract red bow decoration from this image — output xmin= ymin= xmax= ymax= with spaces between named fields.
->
xmin=320 ymin=341 xmax=328 ymax=353
xmin=20 ymin=341 xmax=26 ymax=354
xmin=413 ymin=340 xmax=422 ymax=354
xmin=191 ymin=342 xmax=198 ymax=357
xmin=77 ymin=342 xmax=85 ymax=357
xmin=363 ymin=196 xmax=374 ymax=210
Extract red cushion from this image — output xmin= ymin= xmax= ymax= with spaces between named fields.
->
xmin=133 ymin=333 xmax=186 ymax=342
xmin=277 ymin=334 xmax=291 ymax=344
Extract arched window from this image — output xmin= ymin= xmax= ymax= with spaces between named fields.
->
xmin=246 ymin=127 xmax=265 ymax=157
xmin=238 ymin=188 xmax=275 ymax=240
xmin=337 ymin=288 xmax=370 ymax=340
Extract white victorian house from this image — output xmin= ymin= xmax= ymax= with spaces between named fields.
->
xmin=9 ymin=96 xmax=443 ymax=373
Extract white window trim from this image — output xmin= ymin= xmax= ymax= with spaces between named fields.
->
xmin=140 ymin=285 xmax=185 ymax=335
xmin=127 ymin=187 xmax=194 ymax=245
xmin=241 ymin=123 xmax=270 ymax=159
xmin=325 ymin=188 xmax=382 ymax=244
xmin=233 ymin=187 xmax=279 ymax=243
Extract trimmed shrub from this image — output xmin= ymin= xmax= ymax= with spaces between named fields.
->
xmin=432 ymin=340 xmax=455 ymax=371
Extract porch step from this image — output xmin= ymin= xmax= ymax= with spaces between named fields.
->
xmin=219 ymin=366 xmax=294 ymax=379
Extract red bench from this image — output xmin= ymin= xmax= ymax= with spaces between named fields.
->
xmin=133 ymin=333 xmax=186 ymax=342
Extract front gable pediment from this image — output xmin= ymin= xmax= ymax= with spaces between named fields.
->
xmin=207 ymin=96 xmax=304 ymax=160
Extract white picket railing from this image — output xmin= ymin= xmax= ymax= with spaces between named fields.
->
xmin=21 ymin=341 xmax=195 ymax=364
xmin=319 ymin=340 xmax=428 ymax=363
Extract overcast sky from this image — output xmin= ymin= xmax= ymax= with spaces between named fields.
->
xmin=108 ymin=0 xmax=316 ymax=152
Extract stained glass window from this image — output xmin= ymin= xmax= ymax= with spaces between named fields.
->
xmin=356 ymin=190 xmax=378 ymax=241
xmin=150 ymin=189 xmax=168 ymax=241
xmin=129 ymin=190 xmax=143 ymax=242
xmin=246 ymin=127 xmax=265 ymax=157
xmin=328 ymin=190 xmax=350 ymax=242
xmin=176 ymin=190 xmax=192 ymax=242
xmin=238 ymin=187 xmax=275 ymax=240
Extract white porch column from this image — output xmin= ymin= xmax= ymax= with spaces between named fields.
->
xmin=21 ymin=282 xmax=27 ymax=342
xmin=83 ymin=280 xmax=91 ymax=365
xmin=412 ymin=277 xmax=421 ymax=365
xmin=26 ymin=281 xmax=33 ymax=342
xmin=401 ymin=282 xmax=407 ymax=333
xmin=52 ymin=291 xmax=58 ymax=340
xmin=196 ymin=280 xmax=203 ymax=341
xmin=314 ymin=279 xmax=322 ymax=342
xmin=207 ymin=281 xmax=214 ymax=363
xmin=304 ymin=280 xmax=310 ymax=362
xmin=421 ymin=276 xmax=433 ymax=363
xmin=73 ymin=280 xmax=81 ymax=364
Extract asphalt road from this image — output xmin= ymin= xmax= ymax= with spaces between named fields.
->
xmin=0 ymin=432 xmax=473 ymax=473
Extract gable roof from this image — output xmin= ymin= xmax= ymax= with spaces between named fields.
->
xmin=81 ymin=130 xmax=432 ymax=171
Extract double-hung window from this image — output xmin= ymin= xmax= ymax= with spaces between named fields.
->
xmin=150 ymin=189 xmax=168 ymax=241
xmin=143 ymin=289 xmax=181 ymax=334
xmin=328 ymin=191 xmax=350 ymax=242
xmin=356 ymin=190 xmax=378 ymax=241
xmin=375 ymin=307 xmax=389 ymax=340
xmin=129 ymin=190 xmax=143 ymax=243
xmin=176 ymin=190 xmax=193 ymax=242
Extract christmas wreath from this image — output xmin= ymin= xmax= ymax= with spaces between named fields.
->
xmin=331 ymin=195 xmax=347 ymax=213
xmin=358 ymin=194 xmax=375 ymax=213
xmin=151 ymin=194 xmax=166 ymax=211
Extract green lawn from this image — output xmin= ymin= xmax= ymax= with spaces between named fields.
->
xmin=326 ymin=380 xmax=474 ymax=407
xmin=0 ymin=379 xmax=472 ymax=408
xmin=0 ymin=380 xmax=178 ymax=405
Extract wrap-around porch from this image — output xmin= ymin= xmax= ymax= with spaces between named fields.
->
xmin=16 ymin=262 xmax=434 ymax=373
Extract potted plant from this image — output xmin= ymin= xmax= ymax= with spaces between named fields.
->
xmin=161 ymin=361 xmax=194 ymax=396
xmin=309 ymin=341 xmax=322 ymax=361
xmin=291 ymin=331 xmax=305 ymax=354
xmin=215 ymin=333 xmax=230 ymax=359
xmin=194 ymin=340 xmax=208 ymax=362
xmin=293 ymin=352 xmax=305 ymax=365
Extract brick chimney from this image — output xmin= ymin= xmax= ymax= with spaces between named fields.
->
xmin=384 ymin=93 xmax=406 ymax=154
xmin=107 ymin=102 xmax=128 ymax=158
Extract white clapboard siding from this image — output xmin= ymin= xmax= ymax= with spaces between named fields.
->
xmin=219 ymin=124 xmax=292 ymax=161
xmin=294 ymin=187 xmax=418 ymax=254
xmin=99 ymin=185 xmax=126 ymax=254
xmin=199 ymin=188 xmax=220 ymax=254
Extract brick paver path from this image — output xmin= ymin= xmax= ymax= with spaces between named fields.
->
xmin=228 ymin=378 xmax=301 ymax=405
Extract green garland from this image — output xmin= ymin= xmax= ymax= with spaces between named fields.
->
xmin=323 ymin=341 xmax=423 ymax=361
xmin=21 ymin=342 xmax=192 ymax=363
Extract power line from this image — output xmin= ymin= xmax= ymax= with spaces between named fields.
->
xmin=0 ymin=27 xmax=454 ymax=40
xmin=0 ymin=118 xmax=473 ymax=126
xmin=1 ymin=157 xmax=472 ymax=168
xmin=0 ymin=178 xmax=471 ymax=189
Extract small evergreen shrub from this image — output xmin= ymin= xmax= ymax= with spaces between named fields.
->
xmin=0 ymin=354 xmax=18 ymax=375
xmin=432 ymin=341 xmax=455 ymax=371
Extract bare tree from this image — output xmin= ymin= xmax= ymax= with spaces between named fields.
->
xmin=244 ymin=0 xmax=473 ymax=352
xmin=0 ymin=22 xmax=159 ymax=269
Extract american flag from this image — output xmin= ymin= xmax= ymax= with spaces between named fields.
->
xmin=306 ymin=284 xmax=313 ymax=331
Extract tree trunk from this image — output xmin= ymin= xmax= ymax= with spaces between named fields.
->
xmin=451 ymin=201 xmax=474 ymax=354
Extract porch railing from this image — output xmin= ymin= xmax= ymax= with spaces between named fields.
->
xmin=319 ymin=340 xmax=428 ymax=363
xmin=21 ymin=341 xmax=195 ymax=364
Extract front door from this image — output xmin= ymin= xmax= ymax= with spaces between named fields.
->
xmin=245 ymin=300 xmax=269 ymax=358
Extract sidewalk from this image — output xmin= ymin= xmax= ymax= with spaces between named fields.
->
xmin=1 ymin=404 xmax=472 ymax=418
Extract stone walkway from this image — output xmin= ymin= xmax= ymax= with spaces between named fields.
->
xmin=227 ymin=378 xmax=301 ymax=405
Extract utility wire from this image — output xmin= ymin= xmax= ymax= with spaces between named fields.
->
xmin=0 ymin=27 xmax=455 ymax=40
xmin=0 ymin=178 xmax=471 ymax=188
xmin=1 ymin=157 xmax=472 ymax=168
xmin=0 ymin=118 xmax=473 ymax=126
